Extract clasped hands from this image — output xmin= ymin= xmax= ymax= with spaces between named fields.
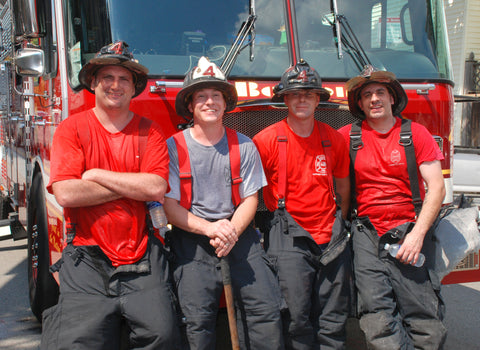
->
xmin=205 ymin=219 xmax=238 ymax=257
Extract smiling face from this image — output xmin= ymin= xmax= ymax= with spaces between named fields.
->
xmin=357 ymin=83 xmax=395 ymax=121
xmin=283 ymin=89 xmax=320 ymax=121
xmin=91 ymin=65 xmax=136 ymax=112
xmin=188 ymin=88 xmax=227 ymax=126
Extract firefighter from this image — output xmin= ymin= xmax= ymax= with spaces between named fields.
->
xmin=338 ymin=66 xmax=447 ymax=349
xmin=163 ymin=56 xmax=284 ymax=350
xmin=41 ymin=41 xmax=180 ymax=349
xmin=253 ymin=59 xmax=352 ymax=350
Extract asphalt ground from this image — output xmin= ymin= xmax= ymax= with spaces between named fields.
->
xmin=1 ymin=231 xmax=480 ymax=349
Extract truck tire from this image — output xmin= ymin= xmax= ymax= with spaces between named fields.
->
xmin=27 ymin=174 xmax=59 ymax=322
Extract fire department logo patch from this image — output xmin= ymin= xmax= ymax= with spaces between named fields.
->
xmin=390 ymin=149 xmax=401 ymax=164
xmin=314 ymin=155 xmax=327 ymax=175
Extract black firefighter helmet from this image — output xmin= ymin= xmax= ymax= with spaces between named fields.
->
xmin=272 ymin=59 xmax=330 ymax=102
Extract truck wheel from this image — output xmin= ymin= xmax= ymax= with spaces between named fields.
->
xmin=27 ymin=174 xmax=59 ymax=322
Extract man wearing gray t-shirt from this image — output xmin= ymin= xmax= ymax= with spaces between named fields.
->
xmin=164 ymin=57 xmax=284 ymax=350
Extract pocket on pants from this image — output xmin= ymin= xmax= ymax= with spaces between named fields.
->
xmin=40 ymin=303 xmax=61 ymax=350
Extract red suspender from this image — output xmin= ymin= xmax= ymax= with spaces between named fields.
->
xmin=172 ymin=131 xmax=193 ymax=209
xmin=316 ymin=122 xmax=336 ymax=202
xmin=275 ymin=121 xmax=335 ymax=208
xmin=226 ymin=127 xmax=243 ymax=207
xmin=173 ymin=127 xmax=242 ymax=210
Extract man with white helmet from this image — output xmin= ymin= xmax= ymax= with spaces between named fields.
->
xmin=42 ymin=41 xmax=180 ymax=349
xmin=253 ymin=59 xmax=352 ymax=350
xmin=339 ymin=66 xmax=446 ymax=349
xmin=164 ymin=56 xmax=284 ymax=349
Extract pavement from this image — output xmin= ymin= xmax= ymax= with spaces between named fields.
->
xmin=1 ymin=228 xmax=480 ymax=349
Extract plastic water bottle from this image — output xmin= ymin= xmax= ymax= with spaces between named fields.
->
xmin=146 ymin=201 xmax=168 ymax=236
xmin=384 ymin=243 xmax=425 ymax=267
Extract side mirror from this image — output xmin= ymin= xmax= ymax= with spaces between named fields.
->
xmin=15 ymin=48 xmax=45 ymax=77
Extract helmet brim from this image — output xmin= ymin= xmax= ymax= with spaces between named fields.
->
xmin=272 ymin=86 xmax=331 ymax=103
xmin=347 ymin=79 xmax=408 ymax=119
xmin=345 ymin=70 xmax=408 ymax=119
xmin=175 ymin=79 xmax=238 ymax=117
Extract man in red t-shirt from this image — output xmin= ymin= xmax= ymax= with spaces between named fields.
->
xmin=253 ymin=60 xmax=351 ymax=350
xmin=41 ymin=42 xmax=180 ymax=349
xmin=339 ymin=66 xmax=446 ymax=349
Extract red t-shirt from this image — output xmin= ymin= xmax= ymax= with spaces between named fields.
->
xmin=47 ymin=109 xmax=169 ymax=266
xmin=338 ymin=118 xmax=444 ymax=236
xmin=253 ymin=119 xmax=350 ymax=244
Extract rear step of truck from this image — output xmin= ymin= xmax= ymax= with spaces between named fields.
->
xmin=0 ymin=213 xmax=27 ymax=240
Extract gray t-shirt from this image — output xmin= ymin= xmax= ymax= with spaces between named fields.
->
xmin=166 ymin=128 xmax=267 ymax=220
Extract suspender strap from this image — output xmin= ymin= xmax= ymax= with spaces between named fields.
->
xmin=173 ymin=127 xmax=242 ymax=210
xmin=399 ymin=119 xmax=423 ymax=216
xmin=349 ymin=121 xmax=364 ymax=166
xmin=349 ymin=118 xmax=422 ymax=216
xmin=226 ymin=127 xmax=243 ymax=207
xmin=348 ymin=121 xmax=363 ymax=214
xmin=172 ymin=132 xmax=193 ymax=210
xmin=316 ymin=122 xmax=336 ymax=202
xmin=275 ymin=121 xmax=335 ymax=208
xmin=65 ymin=223 xmax=77 ymax=244
xmin=275 ymin=123 xmax=288 ymax=209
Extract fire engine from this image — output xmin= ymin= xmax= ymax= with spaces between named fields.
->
xmin=0 ymin=0 xmax=473 ymax=324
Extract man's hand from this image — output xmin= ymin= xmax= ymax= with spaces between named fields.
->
xmin=397 ymin=229 xmax=424 ymax=266
xmin=81 ymin=168 xmax=99 ymax=182
xmin=395 ymin=159 xmax=445 ymax=266
xmin=204 ymin=219 xmax=238 ymax=257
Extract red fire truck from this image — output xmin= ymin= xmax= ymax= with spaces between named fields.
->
xmin=0 ymin=0 xmax=472 ymax=322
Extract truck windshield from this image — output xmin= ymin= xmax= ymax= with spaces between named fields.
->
xmin=64 ymin=0 xmax=451 ymax=88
